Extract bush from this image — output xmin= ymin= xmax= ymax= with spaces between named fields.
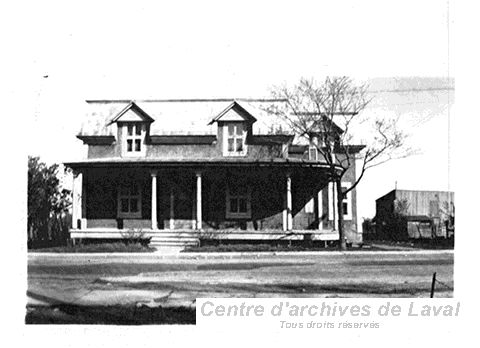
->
xmin=33 ymin=242 xmax=156 ymax=253
xmin=120 ymin=229 xmax=151 ymax=246
xmin=183 ymin=241 xmax=339 ymax=253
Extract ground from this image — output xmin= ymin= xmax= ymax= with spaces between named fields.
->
xmin=27 ymin=250 xmax=453 ymax=324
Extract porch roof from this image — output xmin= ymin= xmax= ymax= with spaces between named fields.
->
xmin=64 ymin=157 xmax=342 ymax=171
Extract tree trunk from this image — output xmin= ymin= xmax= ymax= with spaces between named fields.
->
xmin=335 ymin=179 xmax=347 ymax=250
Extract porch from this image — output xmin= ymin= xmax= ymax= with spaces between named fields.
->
xmin=70 ymin=228 xmax=340 ymax=247
xmin=68 ymin=160 xmax=340 ymax=247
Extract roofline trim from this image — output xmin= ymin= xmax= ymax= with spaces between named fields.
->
xmin=86 ymin=98 xmax=289 ymax=103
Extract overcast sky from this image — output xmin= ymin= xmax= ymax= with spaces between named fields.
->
xmin=17 ymin=0 xmax=453 ymax=220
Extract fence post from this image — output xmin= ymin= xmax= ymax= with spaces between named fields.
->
xmin=430 ymin=272 xmax=437 ymax=298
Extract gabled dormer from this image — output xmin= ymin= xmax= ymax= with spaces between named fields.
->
xmin=108 ymin=102 xmax=154 ymax=157
xmin=209 ymin=101 xmax=257 ymax=157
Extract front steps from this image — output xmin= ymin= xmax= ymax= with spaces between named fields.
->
xmin=149 ymin=232 xmax=200 ymax=248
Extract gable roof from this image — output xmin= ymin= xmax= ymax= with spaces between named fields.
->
xmin=310 ymin=115 xmax=345 ymax=135
xmin=208 ymin=100 xmax=257 ymax=125
xmin=108 ymin=102 xmax=155 ymax=124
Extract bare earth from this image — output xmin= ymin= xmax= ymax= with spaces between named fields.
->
xmin=28 ymin=251 xmax=454 ymax=312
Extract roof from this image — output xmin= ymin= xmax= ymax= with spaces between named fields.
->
xmin=376 ymin=189 xmax=455 ymax=202
xmin=64 ymin=157 xmax=345 ymax=172
xmin=208 ymin=100 xmax=257 ymax=124
xmin=108 ymin=102 xmax=155 ymax=124
xmin=79 ymin=99 xmax=294 ymax=137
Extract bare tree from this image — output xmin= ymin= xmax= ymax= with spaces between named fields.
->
xmin=266 ymin=77 xmax=414 ymax=250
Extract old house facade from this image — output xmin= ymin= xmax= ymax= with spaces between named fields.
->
xmin=65 ymin=99 xmax=363 ymax=247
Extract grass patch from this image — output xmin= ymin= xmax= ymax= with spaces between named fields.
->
xmin=32 ymin=242 xmax=156 ymax=253
xmin=369 ymin=239 xmax=454 ymax=250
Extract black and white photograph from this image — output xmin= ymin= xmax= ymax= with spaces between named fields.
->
xmin=4 ymin=0 xmax=475 ymax=346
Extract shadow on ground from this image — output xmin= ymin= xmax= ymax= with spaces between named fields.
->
xmin=92 ymin=279 xmax=452 ymax=296
xmin=26 ymin=304 xmax=195 ymax=325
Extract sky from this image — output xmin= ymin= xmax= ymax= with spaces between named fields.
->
xmin=15 ymin=0 xmax=454 ymax=221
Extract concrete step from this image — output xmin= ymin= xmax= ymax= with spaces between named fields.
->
xmin=151 ymin=242 xmax=198 ymax=246
xmin=150 ymin=241 xmax=198 ymax=247
xmin=150 ymin=236 xmax=199 ymax=241
xmin=150 ymin=234 xmax=200 ymax=247
xmin=148 ymin=233 xmax=200 ymax=238
xmin=150 ymin=237 xmax=199 ymax=241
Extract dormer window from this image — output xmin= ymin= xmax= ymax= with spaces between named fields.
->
xmin=308 ymin=135 xmax=319 ymax=161
xmin=209 ymin=101 xmax=256 ymax=157
xmin=308 ymin=146 xmax=318 ymax=161
xmin=224 ymin=122 xmax=247 ymax=156
xmin=108 ymin=102 xmax=153 ymax=157
xmin=123 ymin=123 xmax=146 ymax=156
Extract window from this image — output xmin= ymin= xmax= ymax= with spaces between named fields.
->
xmin=226 ymin=183 xmax=251 ymax=218
xmin=123 ymin=123 xmax=145 ymax=156
xmin=118 ymin=183 xmax=142 ymax=218
xmin=224 ymin=123 xmax=247 ymax=156
xmin=342 ymin=186 xmax=350 ymax=217
xmin=328 ymin=182 xmax=352 ymax=221
xmin=308 ymin=146 xmax=318 ymax=161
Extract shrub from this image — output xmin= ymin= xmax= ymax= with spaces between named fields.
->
xmin=34 ymin=242 xmax=156 ymax=253
xmin=120 ymin=229 xmax=151 ymax=246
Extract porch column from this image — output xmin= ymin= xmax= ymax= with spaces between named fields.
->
xmin=169 ymin=187 xmax=175 ymax=230
xmin=331 ymin=182 xmax=339 ymax=231
xmin=151 ymin=171 xmax=157 ymax=230
xmin=318 ymin=189 xmax=323 ymax=230
xmin=72 ymin=170 xmax=83 ymax=229
xmin=286 ymin=173 xmax=293 ymax=231
xmin=196 ymin=172 xmax=202 ymax=230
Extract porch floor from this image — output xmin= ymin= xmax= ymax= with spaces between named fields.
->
xmin=70 ymin=228 xmax=340 ymax=242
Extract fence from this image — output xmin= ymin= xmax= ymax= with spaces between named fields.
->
xmin=430 ymin=272 xmax=454 ymax=298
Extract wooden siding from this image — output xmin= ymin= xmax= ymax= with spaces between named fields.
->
xmin=395 ymin=190 xmax=454 ymax=217
xmin=376 ymin=190 xmax=454 ymax=221
xmin=86 ymin=137 xmax=285 ymax=160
